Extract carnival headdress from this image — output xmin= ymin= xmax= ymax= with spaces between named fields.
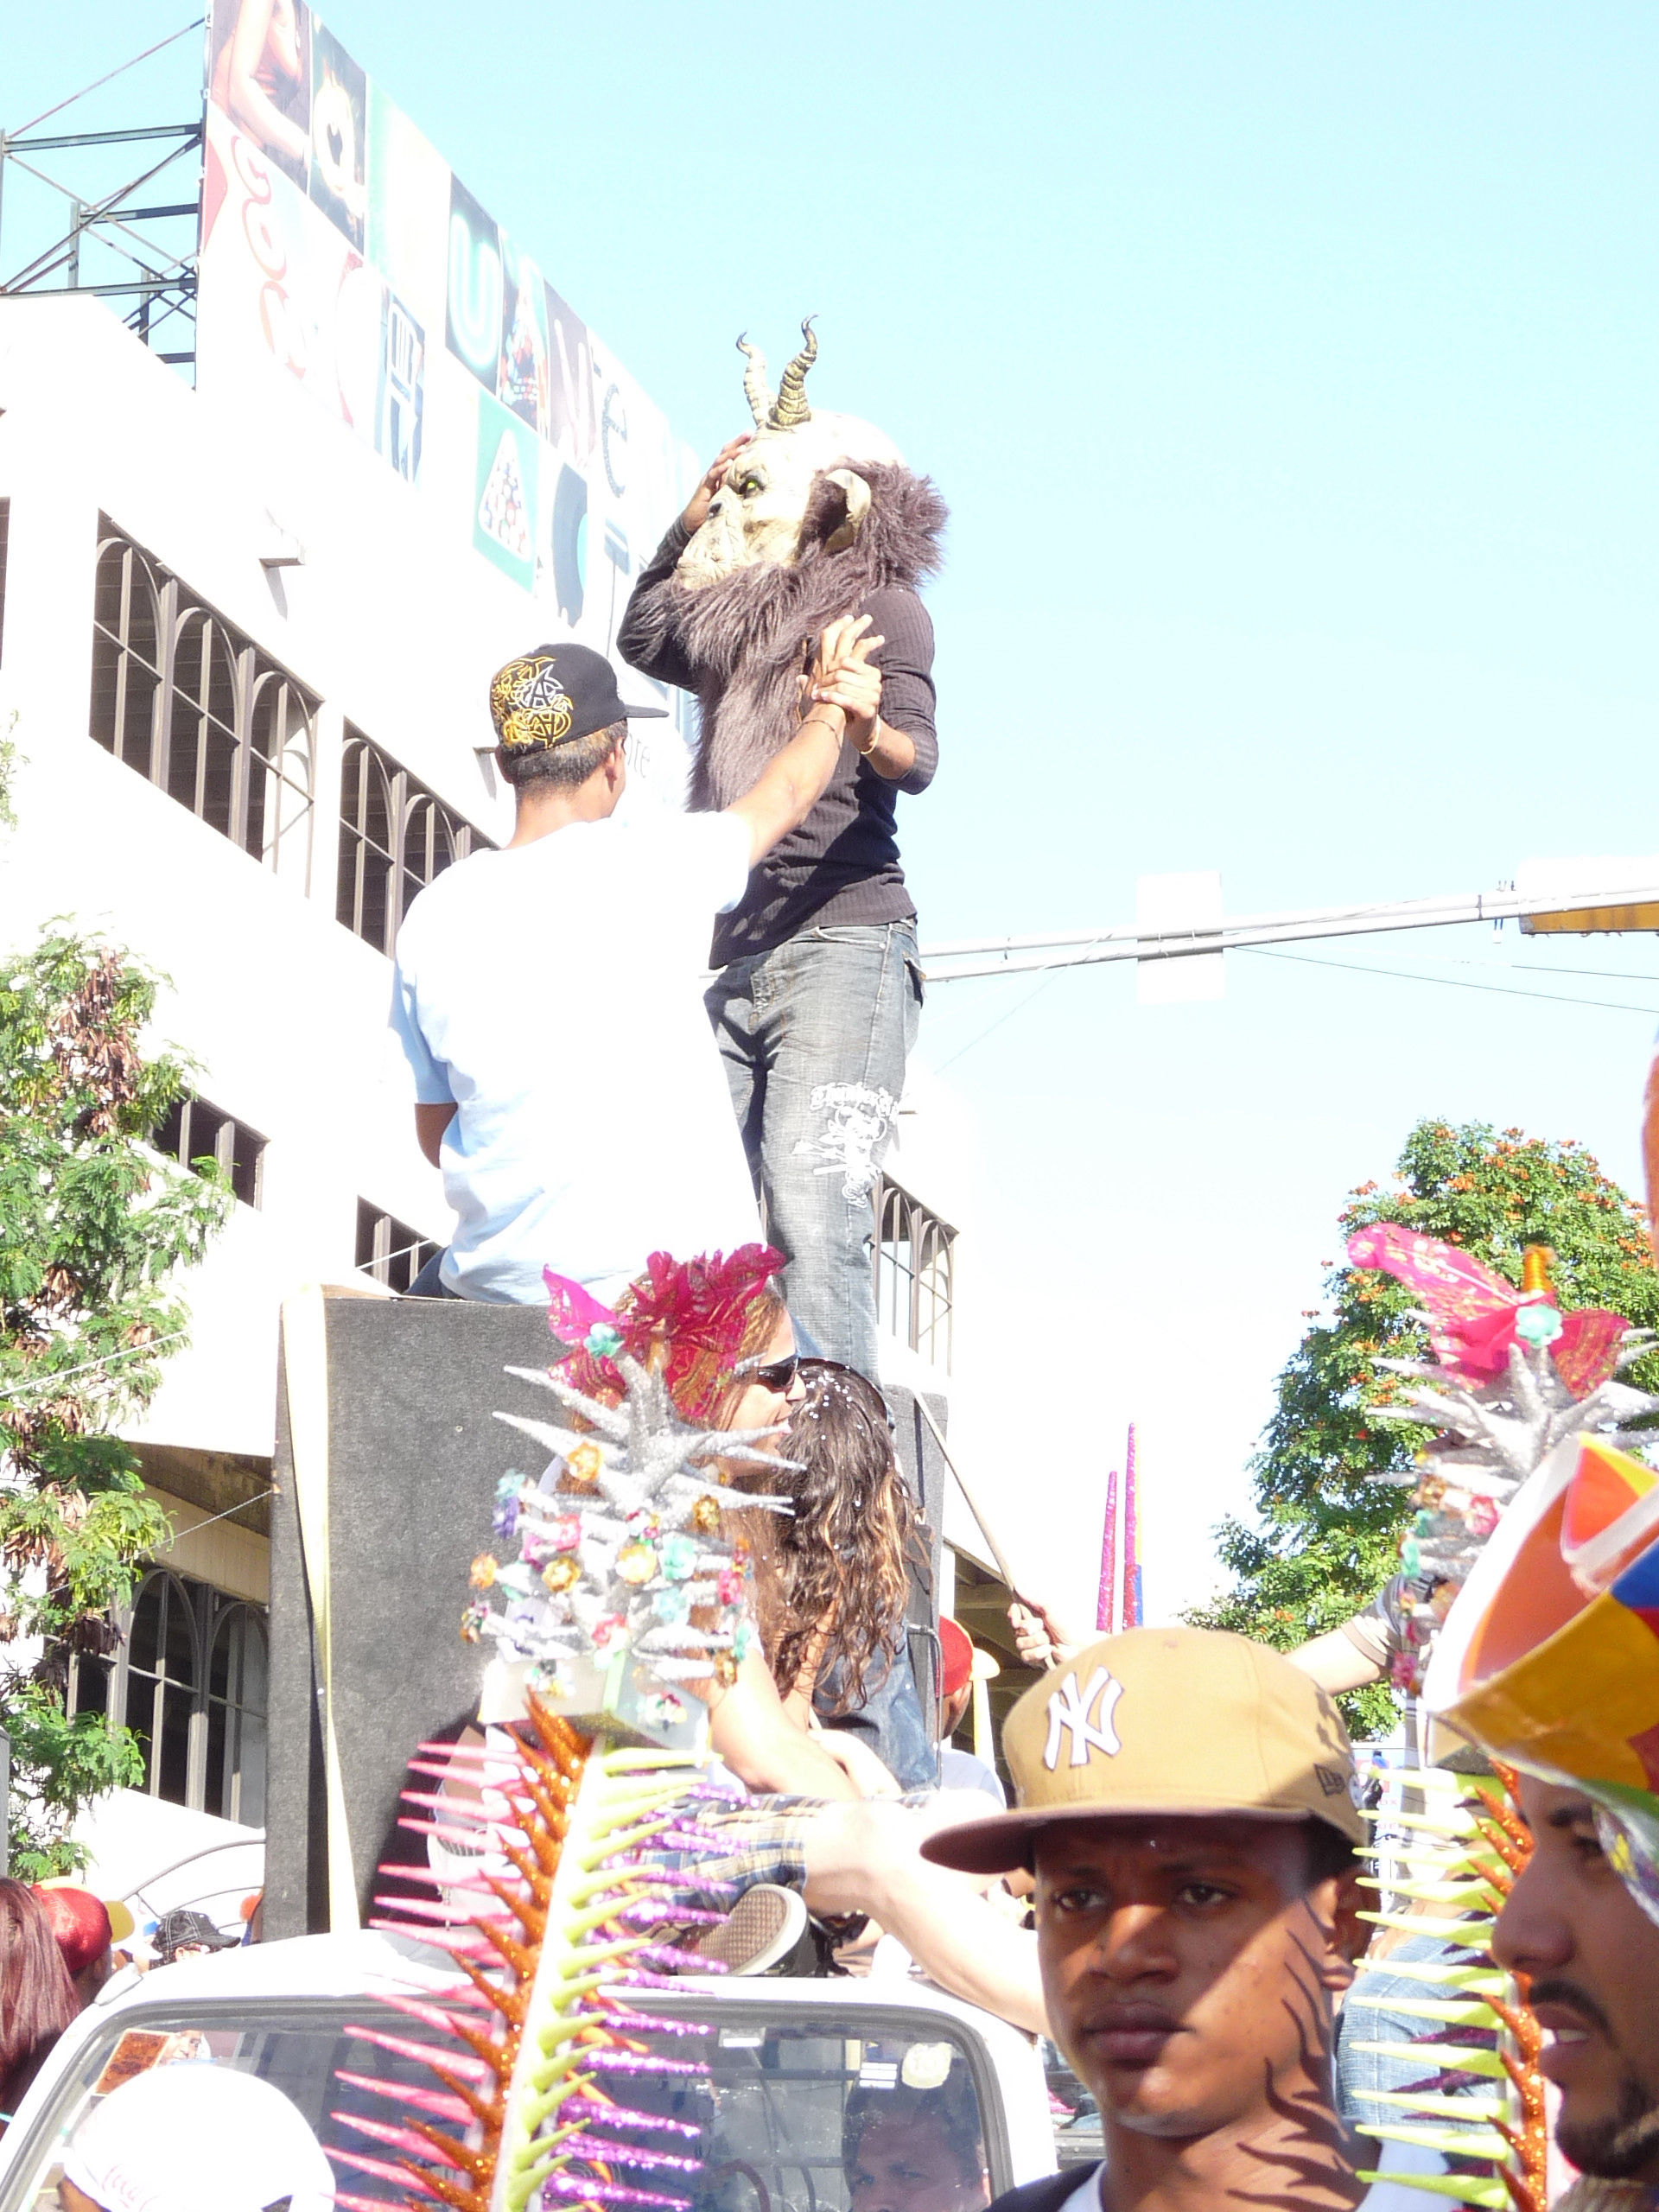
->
xmin=330 ymin=1252 xmax=797 ymax=2210
xmin=1326 ymin=1230 xmax=1659 ymax=2210
xmin=553 ymin=1246 xmax=786 ymax=1427
xmin=1427 ymin=1433 xmax=1659 ymax=1923
xmin=1349 ymin=1231 xmax=1658 ymax=1694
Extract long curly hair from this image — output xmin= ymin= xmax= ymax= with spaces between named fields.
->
xmin=733 ymin=1362 xmax=930 ymax=1714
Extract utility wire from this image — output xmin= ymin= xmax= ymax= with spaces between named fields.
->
xmin=156 ymin=1486 xmax=277 ymax=1541
xmin=933 ymin=931 xmax=1116 ymax=1072
xmin=931 ymin=934 xmax=1659 ymax=1071
xmin=0 ymin=1329 xmax=190 ymax=1405
xmin=1392 ymin=956 xmax=1659 ymax=986
xmin=9 ymin=19 xmax=205 ymax=139
xmin=1243 ymin=947 xmax=1659 ymax=1016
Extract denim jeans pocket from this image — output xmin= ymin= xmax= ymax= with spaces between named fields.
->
xmin=804 ymin=921 xmax=894 ymax=947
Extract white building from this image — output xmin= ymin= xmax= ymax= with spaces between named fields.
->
xmin=0 ymin=288 xmax=1002 ymax=1920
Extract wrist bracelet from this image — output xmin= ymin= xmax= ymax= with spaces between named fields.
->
xmin=855 ymin=715 xmax=881 ymax=758
xmin=798 ymin=712 xmax=842 ymax=737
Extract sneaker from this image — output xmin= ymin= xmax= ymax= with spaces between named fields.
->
xmin=693 ymin=1885 xmax=810 ymax=1976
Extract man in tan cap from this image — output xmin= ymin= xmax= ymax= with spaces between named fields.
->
xmin=920 ymin=1627 xmax=1370 ymax=2212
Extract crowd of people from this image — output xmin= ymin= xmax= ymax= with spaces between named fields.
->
xmin=359 ymin=522 xmax=1659 ymax=2212
xmin=12 ymin=430 xmax=1659 ymax=2206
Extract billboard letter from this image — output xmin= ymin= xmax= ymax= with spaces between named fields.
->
xmin=447 ymin=175 xmax=502 ymax=391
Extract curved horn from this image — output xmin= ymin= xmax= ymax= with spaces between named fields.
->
xmin=735 ymin=333 xmax=773 ymax=429
xmin=769 ymin=316 xmax=817 ymax=429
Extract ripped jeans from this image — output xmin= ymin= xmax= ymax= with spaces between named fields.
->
xmin=706 ymin=918 xmax=922 ymax=1379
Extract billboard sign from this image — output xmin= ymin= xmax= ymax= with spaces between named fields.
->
xmin=198 ymin=0 xmax=696 ymax=783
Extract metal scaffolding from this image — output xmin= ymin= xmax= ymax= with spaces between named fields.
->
xmin=0 ymin=21 xmax=206 ymax=372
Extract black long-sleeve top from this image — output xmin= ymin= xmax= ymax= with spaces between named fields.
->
xmin=619 ymin=518 xmax=938 ymax=965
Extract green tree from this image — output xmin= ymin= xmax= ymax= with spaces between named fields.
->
xmin=1190 ymin=1118 xmax=1659 ymax=1739
xmin=0 ymin=931 xmax=230 ymax=1873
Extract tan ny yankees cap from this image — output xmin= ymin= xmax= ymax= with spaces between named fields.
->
xmin=921 ymin=1626 xmax=1365 ymax=1876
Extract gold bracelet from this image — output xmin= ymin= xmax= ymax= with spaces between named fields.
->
xmin=855 ymin=715 xmax=881 ymax=758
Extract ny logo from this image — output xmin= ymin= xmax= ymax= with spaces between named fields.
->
xmin=1043 ymin=1665 xmax=1125 ymax=1770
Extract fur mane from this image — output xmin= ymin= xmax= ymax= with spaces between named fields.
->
xmin=625 ymin=462 xmax=947 ymax=808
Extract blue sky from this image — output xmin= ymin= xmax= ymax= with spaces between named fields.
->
xmin=10 ymin=5 xmax=1659 ymax=1625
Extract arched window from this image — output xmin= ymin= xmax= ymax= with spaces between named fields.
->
xmin=125 ymin=1570 xmax=201 ymax=1806
xmin=337 ymin=728 xmax=491 ymax=954
xmin=90 ymin=518 xmax=318 ymax=884
xmin=91 ymin=533 xmax=168 ymax=772
xmin=872 ymin=1177 xmax=957 ymax=1373
xmin=65 ymin=1569 xmax=269 ymax=1825
xmin=206 ymin=1605 xmax=268 ymax=1827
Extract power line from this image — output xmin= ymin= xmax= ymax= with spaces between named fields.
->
xmin=156 ymin=1487 xmax=277 ymax=1541
xmin=1244 ymin=947 xmax=1659 ymax=1016
xmin=930 ymin=934 xmax=1659 ymax=1071
xmin=934 ymin=931 xmax=1115 ymax=1071
xmin=0 ymin=1329 xmax=190 ymax=1406
xmin=1395 ymin=955 xmax=1659 ymax=986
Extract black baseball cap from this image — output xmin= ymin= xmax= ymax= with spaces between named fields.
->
xmin=489 ymin=642 xmax=667 ymax=756
xmin=152 ymin=1907 xmax=239 ymax=1957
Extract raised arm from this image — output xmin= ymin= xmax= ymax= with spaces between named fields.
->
xmin=616 ymin=436 xmax=752 ymax=688
xmin=724 ymin=614 xmax=881 ymax=868
xmin=842 ymin=588 xmax=938 ymax=790
xmin=705 ymin=1647 xmax=861 ymax=1799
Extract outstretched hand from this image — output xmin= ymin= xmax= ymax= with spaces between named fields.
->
xmin=1008 ymin=1599 xmax=1079 ymax=1673
xmin=680 ymin=435 xmax=753 ymax=534
xmin=809 ymin=613 xmax=883 ymax=736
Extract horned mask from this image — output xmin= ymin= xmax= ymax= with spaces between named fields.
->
xmin=675 ymin=319 xmax=904 ymax=592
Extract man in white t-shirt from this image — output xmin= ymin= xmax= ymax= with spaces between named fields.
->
xmin=392 ymin=628 xmax=879 ymax=1302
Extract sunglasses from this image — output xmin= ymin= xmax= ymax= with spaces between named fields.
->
xmin=737 ymin=1352 xmax=802 ymax=1393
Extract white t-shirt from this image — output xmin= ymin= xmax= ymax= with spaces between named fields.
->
xmin=390 ymin=810 xmax=762 ymax=1302
xmin=940 ymin=1745 xmax=1007 ymax=1804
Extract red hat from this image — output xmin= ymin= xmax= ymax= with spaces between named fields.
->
xmin=939 ymin=1617 xmax=974 ymax=1701
xmin=32 ymin=1885 xmax=112 ymax=1978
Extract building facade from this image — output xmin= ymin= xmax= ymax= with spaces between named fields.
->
xmin=0 ymin=292 xmax=1006 ymax=1903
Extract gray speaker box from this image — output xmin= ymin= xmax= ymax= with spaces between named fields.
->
xmin=264 ymin=1294 xmax=948 ymax=1938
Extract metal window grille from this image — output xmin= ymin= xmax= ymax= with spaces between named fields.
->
xmin=872 ymin=1175 xmax=957 ymax=1372
xmin=356 ymin=1198 xmax=442 ymax=1295
xmin=154 ymin=1093 xmax=266 ymax=1210
xmin=337 ymin=728 xmax=492 ymax=955
xmin=90 ymin=518 xmax=318 ymax=882
xmin=67 ymin=1568 xmax=268 ymax=1827
xmin=0 ymin=499 xmax=9 ymax=665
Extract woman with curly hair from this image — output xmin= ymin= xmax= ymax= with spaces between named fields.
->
xmin=728 ymin=1359 xmax=936 ymax=1789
